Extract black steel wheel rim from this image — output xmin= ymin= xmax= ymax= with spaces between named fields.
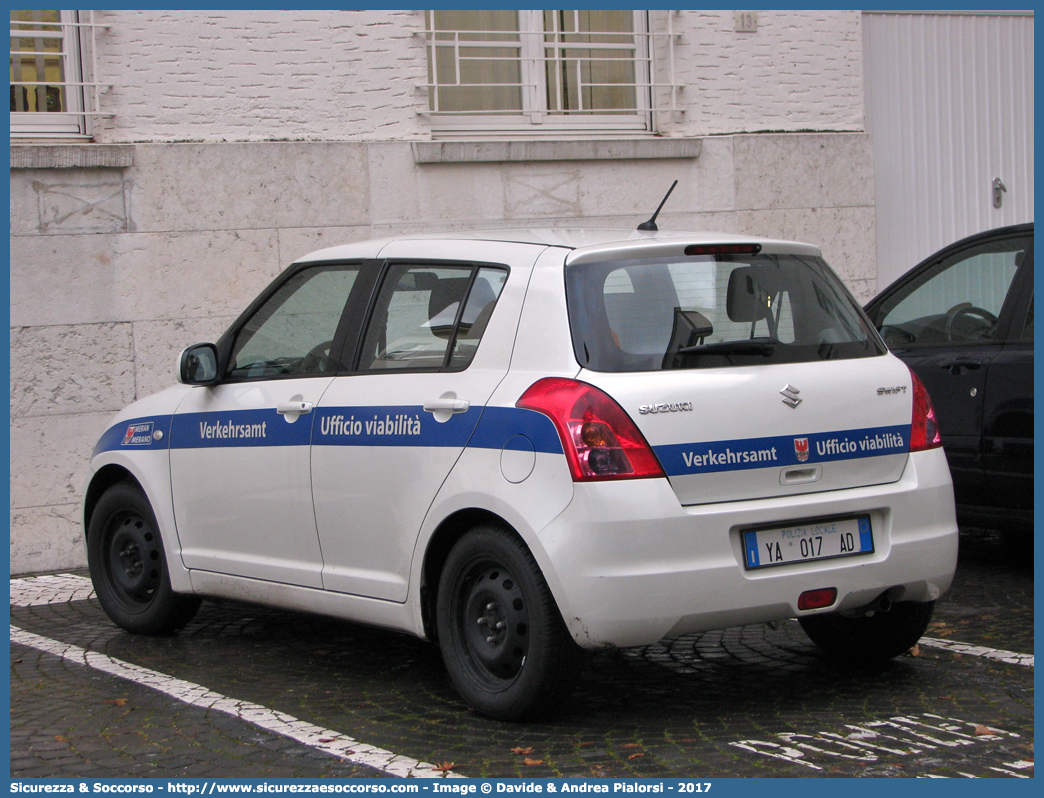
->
xmin=457 ymin=561 xmax=529 ymax=686
xmin=105 ymin=511 xmax=161 ymax=609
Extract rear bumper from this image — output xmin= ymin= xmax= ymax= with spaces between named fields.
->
xmin=537 ymin=449 xmax=957 ymax=649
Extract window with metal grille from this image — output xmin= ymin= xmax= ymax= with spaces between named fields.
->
xmin=422 ymin=10 xmax=678 ymax=137
xmin=10 ymin=9 xmax=105 ymax=138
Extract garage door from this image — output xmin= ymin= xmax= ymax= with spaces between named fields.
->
xmin=863 ymin=11 xmax=1034 ymax=289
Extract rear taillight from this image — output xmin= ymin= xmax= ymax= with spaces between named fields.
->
xmin=516 ymin=378 xmax=666 ymax=482
xmin=909 ymin=369 xmax=942 ymax=452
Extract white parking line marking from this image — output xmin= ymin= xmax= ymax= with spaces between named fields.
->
xmin=10 ymin=625 xmax=460 ymax=779
xmin=918 ymin=637 xmax=1034 ymax=667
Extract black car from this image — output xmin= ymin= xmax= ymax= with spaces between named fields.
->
xmin=864 ymin=223 xmax=1033 ymax=535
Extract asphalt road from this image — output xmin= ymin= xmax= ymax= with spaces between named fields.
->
xmin=10 ymin=528 xmax=1033 ymax=780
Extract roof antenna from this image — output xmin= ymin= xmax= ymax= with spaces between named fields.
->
xmin=637 ymin=180 xmax=678 ymax=232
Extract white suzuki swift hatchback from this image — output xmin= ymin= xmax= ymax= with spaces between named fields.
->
xmin=84 ymin=228 xmax=958 ymax=720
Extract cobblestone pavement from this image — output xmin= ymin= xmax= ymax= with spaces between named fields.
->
xmin=10 ymin=529 xmax=1033 ymax=779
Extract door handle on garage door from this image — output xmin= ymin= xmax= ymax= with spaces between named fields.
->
xmin=423 ymin=398 xmax=470 ymax=414
xmin=277 ymin=401 xmax=313 ymax=415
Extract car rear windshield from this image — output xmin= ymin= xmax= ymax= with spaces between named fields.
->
xmin=566 ymin=253 xmax=886 ymax=372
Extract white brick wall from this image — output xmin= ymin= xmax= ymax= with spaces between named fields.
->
xmin=87 ymin=9 xmax=862 ymax=143
xmin=671 ymin=10 xmax=864 ymax=136
xmin=95 ymin=9 xmax=430 ymax=143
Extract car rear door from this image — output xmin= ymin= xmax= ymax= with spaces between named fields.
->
xmin=310 ymin=239 xmax=537 ymax=602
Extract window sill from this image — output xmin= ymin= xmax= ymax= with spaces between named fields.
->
xmin=412 ymin=138 xmax=701 ymax=165
xmin=10 ymin=144 xmax=135 ymax=169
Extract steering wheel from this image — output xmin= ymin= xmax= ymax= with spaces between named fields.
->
xmin=299 ymin=339 xmax=335 ymax=373
xmin=943 ymin=303 xmax=998 ymax=341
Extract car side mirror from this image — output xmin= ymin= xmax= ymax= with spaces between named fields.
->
xmin=177 ymin=343 xmax=220 ymax=385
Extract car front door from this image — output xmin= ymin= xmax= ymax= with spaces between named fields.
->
xmin=169 ymin=262 xmax=363 ymax=588
xmin=983 ymin=260 xmax=1033 ymax=524
xmin=866 ymin=229 xmax=1032 ymax=509
xmin=310 ymin=240 xmax=532 ymax=602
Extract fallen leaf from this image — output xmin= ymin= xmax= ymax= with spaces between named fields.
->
xmin=577 ymin=742 xmax=595 ymax=748
xmin=973 ymin=725 xmax=996 ymax=736
xmin=104 ymin=698 xmax=128 ymax=707
xmin=434 ymin=762 xmax=455 ymax=773
xmin=12 ymin=659 xmax=21 ymax=664
xmin=318 ymin=738 xmax=339 ymax=744
xmin=937 ymin=696 xmax=954 ymax=700
xmin=54 ymin=735 xmax=69 ymax=743
xmin=621 ymin=743 xmax=641 ymax=749
xmin=511 ymin=747 xmax=534 ymax=755
xmin=523 ymin=758 xmax=543 ymax=766
xmin=908 ymin=644 xmax=921 ymax=657
xmin=628 ymin=753 xmax=646 ymax=760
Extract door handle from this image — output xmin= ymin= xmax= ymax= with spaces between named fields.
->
xmin=939 ymin=358 xmax=982 ymax=374
xmin=423 ymin=398 xmax=470 ymax=414
xmin=277 ymin=401 xmax=313 ymax=415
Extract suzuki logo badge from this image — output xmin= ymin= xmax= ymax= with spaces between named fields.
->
xmin=780 ymin=384 xmax=802 ymax=408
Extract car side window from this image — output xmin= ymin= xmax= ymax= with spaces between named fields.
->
xmin=359 ymin=263 xmax=506 ymax=371
xmin=228 ymin=264 xmax=360 ymax=380
xmin=876 ymin=236 xmax=1031 ymax=346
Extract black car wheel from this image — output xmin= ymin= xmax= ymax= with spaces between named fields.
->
xmin=799 ymin=600 xmax=934 ymax=662
xmin=87 ymin=482 xmax=201 ymax=635
xmin=436 ymin=526 xmax=583 ymax=721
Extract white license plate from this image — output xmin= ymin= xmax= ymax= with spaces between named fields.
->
xmin=742 ymin=515 xmax=873 ymax=569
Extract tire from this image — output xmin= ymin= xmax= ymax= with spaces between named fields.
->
xmin=799 ymin=600 xmax=934 ymax=662
xmin=436 ymin=526 xmax=583 ymax=721
xmin=87 ymin=481 xmax=201 ymax=635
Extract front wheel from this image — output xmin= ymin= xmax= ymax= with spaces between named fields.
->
xmin=87 ymin=481 xmax=201 ymax=635
xmin=436 ymin=526 xmax=583 ymax=721
xmin=799 ymin=600 xmax=934 ymax=662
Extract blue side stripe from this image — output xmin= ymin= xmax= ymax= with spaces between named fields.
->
xmin=655 ymin=424 xmax=909 ymax=477
xmin=92 ymin=415 xmax=173 ymax=458
xmin=312 ymin=405 xmax=473 ymax=448
xmin=172 ymin=410 xmax=312 ymax=448
xmin=468 ymin=406 xmax=563 ymax=455
xmin=92 ymin=405 xmax=564 ymax=456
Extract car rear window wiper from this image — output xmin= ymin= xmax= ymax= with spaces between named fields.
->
xmin=676 ymin=338 xmax=778 ymax=356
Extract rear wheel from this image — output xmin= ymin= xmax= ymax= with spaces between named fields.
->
xmin=799 ymin=600 xmax=934 ymax=662
xmin=436 ymin=526 xmax=583 ymax=721
xmin=87 ymin=482 xmax=201 ymax=635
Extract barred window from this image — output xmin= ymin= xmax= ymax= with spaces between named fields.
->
xmin=10 ymin=9 xmax=101 ymax=138
xmin=423 ymin=10 xmax=678 ymax=137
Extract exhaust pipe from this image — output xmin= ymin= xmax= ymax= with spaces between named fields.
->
xmin=861 ymin=593 xmax=892 ymax=616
